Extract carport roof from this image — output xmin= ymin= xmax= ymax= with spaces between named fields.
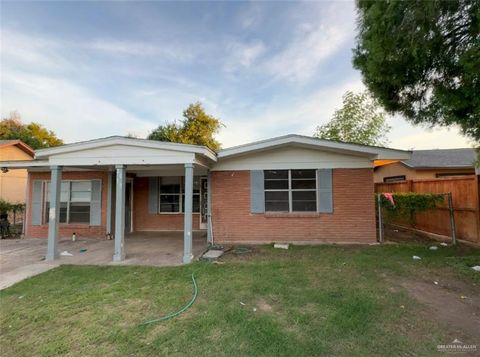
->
xmin=0 ymin=136 xmax=217 ymax=169
xmin=34 ymin=136 xmax=217 ymax=160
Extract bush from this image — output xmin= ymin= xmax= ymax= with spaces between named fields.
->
xmin=0 ymin=199 xmax=25 ymax=215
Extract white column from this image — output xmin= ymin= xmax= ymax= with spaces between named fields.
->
xmin=113 ymin=165 xmax=126 ymax=262
xmin=183 ymin=163 xmax=194 ymax=264
xmin=46 ymin=166 xmax=62 ymax=261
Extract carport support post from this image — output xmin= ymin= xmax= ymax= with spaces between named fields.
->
xmin=183 ymin=163 xmax=194 ymax=264
xmin=113 ymin=165 xmax=126 ymax=261
xmin=46 ymin=166 xmax=62 ymax=261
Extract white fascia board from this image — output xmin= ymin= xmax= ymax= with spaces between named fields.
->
xmin=0 ymin=160 xmax=50 ymax=169
xmin=49 ymin=154 xmax=196 ymax=166
xmin=217 ymin=134 xmax=411 ymax=160
xmin=35 ymin=136 xmax=217 ymax=162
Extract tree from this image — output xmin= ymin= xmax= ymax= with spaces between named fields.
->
xmin=148 ymin=102 xmax=224 ymax=151
xmin=353 ymin=0 xmax=480 ymax=142
xmin=314 ymin=91 xmax=391 ymax=146
xmin=0 ymin=112 xmax=63 ymax=149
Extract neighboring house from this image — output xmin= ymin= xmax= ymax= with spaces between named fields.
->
xmin=374 ymin=148 xmax=476 ymax=183
xmin=0 ymin=134 xmax=409 ymax=263
xmin=0 ymin=140 xmax=34 ymax=202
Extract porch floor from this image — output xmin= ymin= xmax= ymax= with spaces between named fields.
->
xmin=0 ymin=231 xmax=207 ymax=289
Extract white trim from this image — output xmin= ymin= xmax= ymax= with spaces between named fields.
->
xmin=43 ymin=179 xmax=92 ymax=225
xmin=217 ymin=134 xmax=410 ymax=160
xmin=0 ymin=160 xmax=50 ymax=168
xmin=264 ymin=169 xmax=317 ymax=213
xmin=35 ymin=136 xmax=217 ymax=161
xmin=157 ymin=176 xmax=200 ymax=214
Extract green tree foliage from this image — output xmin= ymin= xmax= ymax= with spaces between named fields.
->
xmin=314 ymin=91 xmax=391 ymax=146
xmin=0 ymin=112 xmax=63 ymax=149
xmin=0 ymin=199 xmax=25 ymax=214
xmin=148 ymin=102 xmax=224 ymax=151
xmin=353 ymin=0 xmax=480 ymax=141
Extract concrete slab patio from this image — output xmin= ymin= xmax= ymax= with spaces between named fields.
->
xmin=0 ymin=231 xmax=207 ymax=290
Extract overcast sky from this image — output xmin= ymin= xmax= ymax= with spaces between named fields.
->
xmin=0 ymin=1 xmax=473 ymax=150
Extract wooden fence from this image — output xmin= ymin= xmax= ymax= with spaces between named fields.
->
xmin=375 ymin=175 xmax=480 ymax=244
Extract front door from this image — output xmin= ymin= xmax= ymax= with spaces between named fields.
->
xmin=200 ymin=177 xmax=208 ymax=230
xmin=125 ymin=180 xmax=133 ymax=233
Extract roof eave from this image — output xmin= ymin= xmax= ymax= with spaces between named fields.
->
xmin=218 ymin=135 xmax=411 ymax=161
xmin=35 ymin=136 xmax=217 ymax=162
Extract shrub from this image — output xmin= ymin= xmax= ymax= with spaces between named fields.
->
xmin=0 ymin=199 xmax=25 ymax=215
xmin=377 ymin=192 xmax=444 ymax=225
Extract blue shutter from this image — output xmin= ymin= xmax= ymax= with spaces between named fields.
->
xmin=250 ymin=170 xmax=265 ymax=213
xmin=148 ymin=177 xmax=158 ymax=214
xmin=31 ymin=180 xmax=43 ymax=225
xmin=317 ymin=169 xmax=333 ymax=213
xmin=90 ymin=180 xmax=102 ymax=226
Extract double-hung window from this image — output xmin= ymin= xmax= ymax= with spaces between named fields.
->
xmin=158 ymin=176 xmax=200 ymax=213
xmin=264 ymin=170 xmax=317 ymax=212
xmin=45 ymin=181 xmax=92 ymax=224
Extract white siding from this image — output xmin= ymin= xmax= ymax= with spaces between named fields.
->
xmin=212 ymin=146 xmax=373 ymax=171
xmin=48 ymin=144 xmax=195 ymax=166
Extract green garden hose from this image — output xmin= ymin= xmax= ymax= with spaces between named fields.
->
xmin=139 ymin=273 xmax=198 ymax=326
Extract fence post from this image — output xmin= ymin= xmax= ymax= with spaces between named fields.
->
xmin=447 ymin=192 xmax=457 ymax=245
xmin=377 ymin=194 xmax=384 ymax=243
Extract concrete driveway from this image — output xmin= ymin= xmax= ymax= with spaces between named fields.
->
xmin=0 ymin=231 xmax=207 ymax=290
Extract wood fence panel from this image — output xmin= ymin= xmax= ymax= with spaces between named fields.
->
xmin=375 ymin=176 xmax=480 ymax=243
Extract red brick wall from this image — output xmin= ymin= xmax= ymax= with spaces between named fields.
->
xmin=26 ymin=171 xmax=108 ymax=239
xmin=133 ymin=177 xmax=200 ymax=231
xmin=211 ymin=169 xmax=376 ymax=243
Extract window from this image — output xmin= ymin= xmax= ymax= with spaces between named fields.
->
xmin=159 ymin=177 xmax=181 ymax=213
xmin=264 ymin=170 xmax=317 ymax=212
xmin=383 ymin=175 xmax=406 ymax=183
xmin=45 ymin=181 xmax=92 ymax=224
xmin=159 ymin=176 xmax=200 ymax=213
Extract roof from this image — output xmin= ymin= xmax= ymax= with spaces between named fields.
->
xmin=218 ymin=134 xmax=411 ymax=161
xmin=34 ymin=135 xmax=217 ymax=161
xmin=0 ymin=140 xmax=35 ymax=157
xmin=402 ymin=148 xmax=476 ymax=169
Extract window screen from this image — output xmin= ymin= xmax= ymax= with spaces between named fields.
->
xmin=264 ymin=170 xmax=317 ymax=212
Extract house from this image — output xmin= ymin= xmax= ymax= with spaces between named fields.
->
xmin=374 ymin=148 xmax=476 ymax=183
xmin=0 ymin=134 xmax=409 ymax=263
xmin=0 ymin=140 xmax=34 ymax=203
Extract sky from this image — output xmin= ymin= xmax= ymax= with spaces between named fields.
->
xmin=0 ymin=1 xmax=473 ymax=150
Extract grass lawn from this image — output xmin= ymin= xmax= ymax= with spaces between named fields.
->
xmin=1 ymin=241 xmax=479 ymax=356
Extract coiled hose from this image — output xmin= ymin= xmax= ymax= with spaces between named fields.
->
xmin=139 ymin=272 xmax=198 ymax=326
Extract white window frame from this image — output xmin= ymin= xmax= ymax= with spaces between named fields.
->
xmin=158 ymin=176 xmax=201 ymax=214
xmin=44 ymin=180 xmax=92 ymax=224
xmin=264 ymin=169 xmax=317 ymax=213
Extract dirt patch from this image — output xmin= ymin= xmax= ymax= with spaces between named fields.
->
xmin=399 ymin=279 xmax=480 ymax=343
xmin=256 ymin=298 xmax=273 ymax=312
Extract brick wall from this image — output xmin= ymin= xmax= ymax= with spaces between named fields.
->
xmin=211 ymin=169 xmax=376 ymax=244
xmin=26 ymin=171 xmax=109 ymax=239
xmin=133 ymin=177 xmax=200 ymax=231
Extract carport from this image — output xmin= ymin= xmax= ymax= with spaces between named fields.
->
xmin=0 ymin=136 xmax=216 ymax=264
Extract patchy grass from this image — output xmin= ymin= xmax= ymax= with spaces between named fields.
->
xmin=1 ymin=242 xmax=479 ymax=356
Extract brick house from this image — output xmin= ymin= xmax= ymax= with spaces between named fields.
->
xmin=0 ymin=135 xmax=410 ymax=263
